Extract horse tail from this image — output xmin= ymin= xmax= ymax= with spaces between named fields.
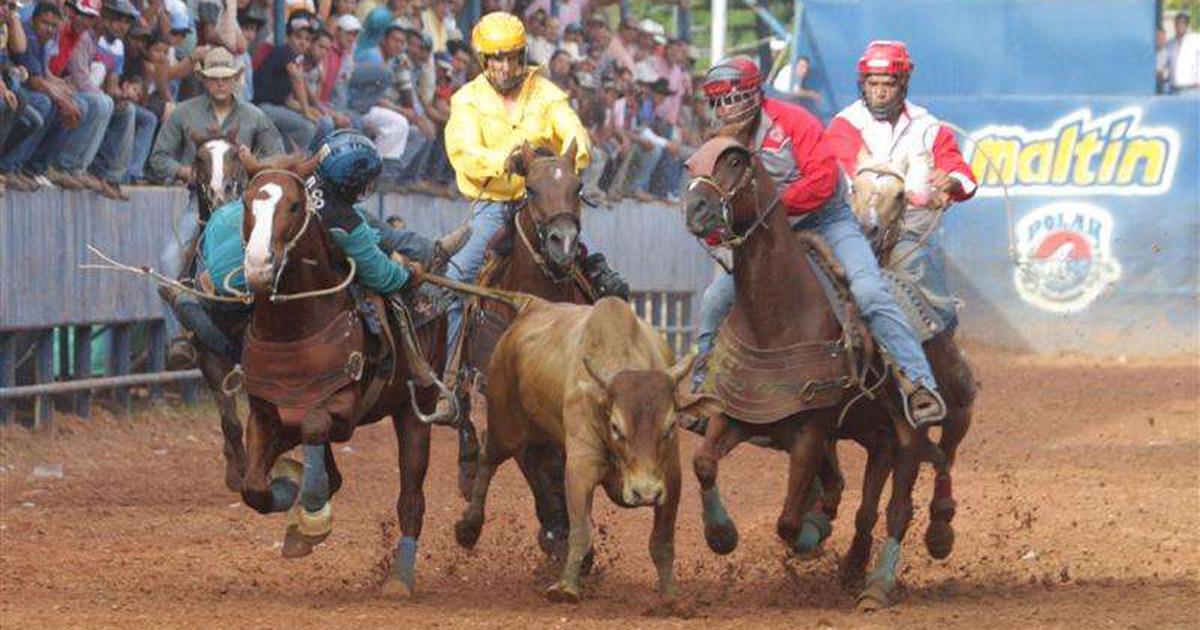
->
xmin=419 ymin=272 xmax=542 ymax=313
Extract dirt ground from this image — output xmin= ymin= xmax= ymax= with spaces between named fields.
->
xmin=2 ymin=344 xmax=1198 ymax=629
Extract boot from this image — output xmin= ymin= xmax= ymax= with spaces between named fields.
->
xmin=159 ymin=285 xmax=239 ymax=366
xmin=905 ymin=384 xmax=947 ymax=429
xmin=427 ymin=222 xmax=471 ymax=274
xmin=582 ymin=252 xmax=630 ymax=301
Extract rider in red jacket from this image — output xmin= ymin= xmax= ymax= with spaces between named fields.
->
xmin=825 ymin=40 xmax=977 ymax=333
xmin=693 ymin=56 xmax=946 ymax=428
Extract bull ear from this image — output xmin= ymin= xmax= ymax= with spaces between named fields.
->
xmin=666 ymin=351 xmax=698 ymax=388
xmin=563 ymin=138 xmax=578 ymax=173
xmin=582 ymin=357 xmax=614 ymax=392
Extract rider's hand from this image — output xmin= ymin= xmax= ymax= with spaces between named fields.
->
xmin=237 ymin=145 xmax=254 ymax=164
xmin=176 ymin=166 xmax=194 ymax=183
xmin=929 ymin=169 xmax=964 ymax=196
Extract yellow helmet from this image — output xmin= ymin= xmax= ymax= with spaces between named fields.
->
xmin=473 ymin=12 xmax=528 ymax=93
xmin=472 ymin=12 xmax=527 ymax=55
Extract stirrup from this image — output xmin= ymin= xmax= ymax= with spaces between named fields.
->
xmin=903 ymin=385 xmax=946 ymax=430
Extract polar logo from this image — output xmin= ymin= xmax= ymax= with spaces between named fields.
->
xmin=1013 ymin=202 xmax=1122 ymax=314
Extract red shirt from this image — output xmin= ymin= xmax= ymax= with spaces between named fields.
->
xmin=757 ymin=97 xmax=839 ymax=215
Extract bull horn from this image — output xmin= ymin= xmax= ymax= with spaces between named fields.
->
xmin=582 ymin=357 xmax=614 ymax=391
xmin=667 ymin=351 xmax=699 ymax=387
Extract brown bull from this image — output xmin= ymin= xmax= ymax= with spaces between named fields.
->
xmin=454 ymin=296 xmax=721 ymax=603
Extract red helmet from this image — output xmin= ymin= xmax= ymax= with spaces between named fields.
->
xmin=857 ymin=40 xmax=914 ymax=78
xmin=703 ymin=56 xmax=763 ymax=124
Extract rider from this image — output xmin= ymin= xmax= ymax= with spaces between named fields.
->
xmin=436 ymin=11 xmax=629 ymax=416
xmin=825 ymin=41 xmax=977 ymax=334
xmin=692 ymin=56 xmax=946 ymax=427
xmin=163 ymin=129 xmax=469 ymax=366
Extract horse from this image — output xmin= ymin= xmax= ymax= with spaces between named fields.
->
xmin=233 ymin=154 xmax=445 ymax=597
xmin=681 ymin=129 xmax=937 ymax=611
xmin=448 ymin=141 xmax=598 ymax=564
xmin=839 ymin=148 xmax=977 ymax=587
xmin=160 ymin=128 xmax=251 ymax=492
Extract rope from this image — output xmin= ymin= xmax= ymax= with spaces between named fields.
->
xmin=81 ymin=244 xmax=253 ymax=304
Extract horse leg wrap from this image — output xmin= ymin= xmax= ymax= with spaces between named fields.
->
xmin=869 ymin=537 xmax=902 ymax=586
xmin=392 ymin=536 xmax=418 ymax=588
xmin=701 ymin=486 xmax=731 ymax=525
xmin=796 ymin=511 xmax=833 ymax=552
xmin=267 ymin=477 xmax=299 ymax=513
xmin=299 ymin=445 xmax=330 ymax=512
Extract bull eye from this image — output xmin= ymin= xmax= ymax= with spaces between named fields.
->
xmin=894 ymin=190 xmax=905 ymax=200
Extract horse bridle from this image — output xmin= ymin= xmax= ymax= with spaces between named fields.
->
xmin=513 ymin=156 xmax=586 ymax=284
xmin=227 ymin=169 xmax=357 ymax=303
xmin=854 ymin=164 xmax=907 ymax=255
xmin=687 ymin=148 xmax=782 ymax=249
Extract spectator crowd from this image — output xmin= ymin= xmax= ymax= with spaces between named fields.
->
xmin=0 ymin=0 xmax=717 ymax=203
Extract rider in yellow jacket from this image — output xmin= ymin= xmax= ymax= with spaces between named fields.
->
xmin=436 ymin=11 xmax=629 ymax=421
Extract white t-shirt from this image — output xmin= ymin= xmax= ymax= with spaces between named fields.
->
xmin=1170 ymin=32 xmax=1200 ymax=90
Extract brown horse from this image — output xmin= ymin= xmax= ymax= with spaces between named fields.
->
xmin=840 ymin=149 xmax=977 ymax=585
xmin=449 ymin=141 xmax=598 ymax=563
xmin=160 ymin=129 xmax=251 ymax=492
xmin=234 ymin=154 xmax=444 ymax=597
xmin=682 ymin=131 xmax=935 ymax=610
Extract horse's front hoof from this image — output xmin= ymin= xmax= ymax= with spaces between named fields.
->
xmin=454 ymin=516 xmax=483 ymax=549
xmin=281 ymin=525 xmax=320 ymax=558
xmin=380 ymin=577 xmax=414 ymax=599
xmin=545 ymin=582 xmax=581 ymax=604
xmin=857 ymin=578 xmax=901 ymax=612
xmin=925 ymin=518 xmax=955 ymax=559
xmin=704 ymin=519 xmax=739 ymax=555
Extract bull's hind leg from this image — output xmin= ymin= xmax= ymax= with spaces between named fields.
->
xmin=240 ymin=400 xmax=301 ymax=515
xmin=280 ymin=444 xmax=336 ymax=559
xmin=840 ymin=432 xmax=894 ymax=588
xmin=924 ymin=335 xmax=976 ymax=559
xmin=693 ymin=415 xmax=747 ymax=555
xmin=383 ymin=407 xmax=432 ymax=598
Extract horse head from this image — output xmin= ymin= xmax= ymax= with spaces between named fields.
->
xmin=190 ymin=124 xmax=246 ymax=213
xmin=240 ymin=151 xmax=324 ymax=293
xmin=850 ymin=148 xmax=933 ymax=256
xmin=506 ymin=139 xmax=583 ymax=272
xmin=682 ymin=133 xmax=767 ymax=245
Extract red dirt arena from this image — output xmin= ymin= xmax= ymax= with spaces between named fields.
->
xmin=2 ymin=344 xmax=1197 ymax=629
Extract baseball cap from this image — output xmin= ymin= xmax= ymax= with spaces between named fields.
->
xmin=335 ymin=14 xmax=362 ymax=33
xmin=165 ymin=0 xmax=192 ymax=32
xmin=102 ymin=0 xmax=139 ymax=19
xmin=197 ymin=46 xmax=243 ymax=78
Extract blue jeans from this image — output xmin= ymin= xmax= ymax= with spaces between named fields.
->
xmin=89 ymin=101 xmax=136 ymax=182
xmin=696 ymin=201 xmax=939 ymax=390
xmin=46 ymin=92 xmax=114 ymax=173
xmin=394 ymin=126 xmax=431 ymax=186
xmin=160 ymin=205 xmax=200 ymax=339
xmin=125 ymin=104 xmax=157 ymax=181
xmin=259 ymin=103 xmax=316 ymax=152
xmin=890 ymin=232 xmax=958 ymax=332
xmin=1 ymin=90 xmax=53 ymax=173
xmin=630 ymin=144 xmax=665 ymax=194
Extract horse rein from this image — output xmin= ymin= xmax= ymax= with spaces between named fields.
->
xmin=687 ymin=151 xmax=783 ymax=250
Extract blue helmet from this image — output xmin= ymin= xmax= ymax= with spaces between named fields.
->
xmin=314 ymin=129 xmax=383 ymax=199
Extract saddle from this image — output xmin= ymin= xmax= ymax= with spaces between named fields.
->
xmin=698 ymin=231 xmax=875 ymax=425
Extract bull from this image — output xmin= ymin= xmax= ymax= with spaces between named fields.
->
xmin=453 ymin=296 xmax=722 ymax=603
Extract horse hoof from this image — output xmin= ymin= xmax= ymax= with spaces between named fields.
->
xmin=380 ymin=577 xmax=414 ymax=599
xmin=281 ymin=525 xmax=315 ymax=558
xmin=925 ymin=519 xmax=955 ymax=559
xmin=545 ymin=582 xmax=581 ymax=604
xmin=454 ymin=517 xmax=483 ymax=549
xmin=704 ymin=520 xmax=739 ymax=555
xmin=857 ymin=579 xmax=901 ymax=612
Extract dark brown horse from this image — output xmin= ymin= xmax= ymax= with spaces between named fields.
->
xmin=234 ymin=154 xmax=445 ymax=597
xmin=161 ymin=130 xmax=251 ymax=493
xmin=682 ymin=130 xmax=935 ymax=610
xmin=450 ymin=141 xmax=596 ymax=562
xmin=838 ymin=149 xmax=977 ymax=592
